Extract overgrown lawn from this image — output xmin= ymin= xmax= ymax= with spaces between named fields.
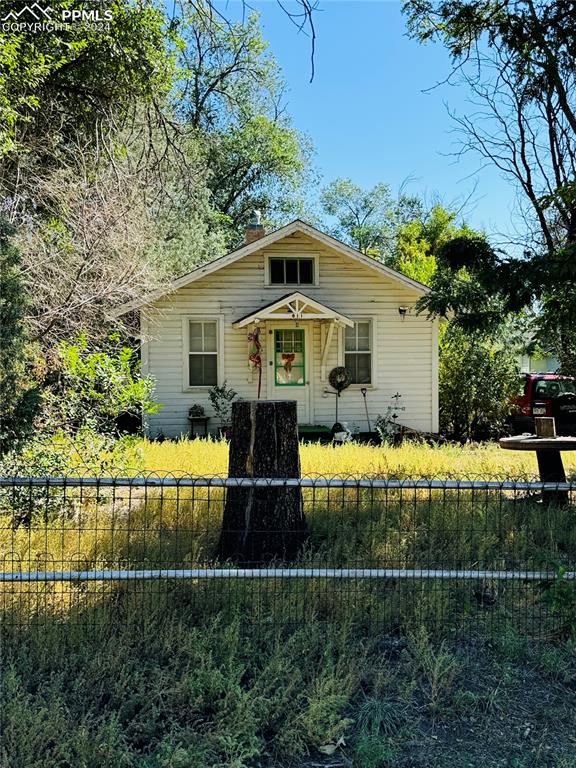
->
xmin=2 ymin=608 xmax=576 ymax=767
xmin=137 ymin=437 xmax=576 ymax=479
xmin=3 ymin=438 xmax=576 ymax=766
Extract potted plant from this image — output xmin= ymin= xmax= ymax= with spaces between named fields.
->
xmin=208 ymin=381 xmax=238 ymax=438
xmin=188 ymin=404 xmax=205 ymax=418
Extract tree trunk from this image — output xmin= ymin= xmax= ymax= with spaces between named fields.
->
xmin=217 ymin=400 xmax=307 ymax=563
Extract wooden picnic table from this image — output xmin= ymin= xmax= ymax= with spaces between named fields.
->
xmin=499 ymin=435 xmax=576 ymax=504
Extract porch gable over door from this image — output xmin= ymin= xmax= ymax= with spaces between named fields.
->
xmin=232 ymin=291 xmax=354 ymax=328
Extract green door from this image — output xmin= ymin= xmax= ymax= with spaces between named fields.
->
xmin=268 ymin=326 xmax=310 ymax=423
xmin=274 ymin=329 xmax=305 ymax=386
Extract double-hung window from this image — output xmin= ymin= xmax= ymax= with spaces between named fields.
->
xmin=188 ymin=319 xmax=218 ymax=386
xmin=344 ymin=321 xmax=372 ymax=384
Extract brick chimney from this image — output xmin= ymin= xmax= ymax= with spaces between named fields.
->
xmin=245 ymin=210 xmax=265 ymax=244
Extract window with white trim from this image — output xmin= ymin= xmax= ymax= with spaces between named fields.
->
xmin=344 ymin=321 xmax=372 ymax=384
xmin=188 ymin=320 xmax=218 ymax=386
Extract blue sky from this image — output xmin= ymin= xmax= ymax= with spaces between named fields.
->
xmin=216 ymin=0 xmax=519 ymax=240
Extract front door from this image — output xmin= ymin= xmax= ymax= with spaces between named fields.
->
xmin=267 ymin=325 xmax=311 ymax=423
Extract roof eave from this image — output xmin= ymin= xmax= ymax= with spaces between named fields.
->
xmin=112 ymin=219 xmax=429 ymax=317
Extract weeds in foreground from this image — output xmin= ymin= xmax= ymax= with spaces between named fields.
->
xmin=2 ymin=605 xmax=576 ymax=768
xmin=1 ymin=613 xmax=362 ymax=768
xmin=406 ymin=627 xmax=461 ymax=713
xmin=353 ymin=694 xmax=407 ymax=768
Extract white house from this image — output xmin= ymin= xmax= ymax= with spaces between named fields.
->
xmin=116 ymin=218 xmax=439 ymax=437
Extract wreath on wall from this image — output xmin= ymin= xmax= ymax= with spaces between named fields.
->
xmin=281 ymin=353 xmax=296 ymax=372
xmin=328 ymin=366 xmax=352 ymax=394
xmin=328 ymin=366 xmax=352 ymax=427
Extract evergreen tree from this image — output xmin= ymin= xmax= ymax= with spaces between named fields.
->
xmin=0 ymin=215 xmax=40 ymax=455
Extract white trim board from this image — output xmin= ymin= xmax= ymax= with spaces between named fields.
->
xmin=431 ymin=317 xmax=439 ymax=433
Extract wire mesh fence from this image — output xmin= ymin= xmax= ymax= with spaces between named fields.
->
xmin=1 ymin=474 xmax=575 ymax=640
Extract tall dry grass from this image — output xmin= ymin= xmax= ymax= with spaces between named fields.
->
xmin=138 ymin=437 xmax=576 ymax=479
xmin=2 ymin=438 xmax=575 ymax=633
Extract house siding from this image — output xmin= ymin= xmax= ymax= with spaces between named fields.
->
xmin=142 ymin=232 xmax=438 ymax=437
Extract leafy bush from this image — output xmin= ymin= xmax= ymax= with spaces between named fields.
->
xmin=439 ymin=325 xmax=519 ymax=441
xmin=0 ymin=430 xmax=144 ymax=526
xmin=208 ymin=380 xmax=237 ymax=426
xmin=42 ymin=332 xmax=160 ymax=437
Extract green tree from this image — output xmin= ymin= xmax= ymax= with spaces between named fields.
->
xmin=0 ymin=1 xmax=221 ymax=344
xmin=415 ymin=231 xmax=576 ymax=376
xmin=416 ymin=235 xmax=510 ymax=332
xmin=176 ymin=6 xmax=312 ymax=244
xmin=0 ymin=0 xmax=192 ymax=347
xmin=0 ymin=215 xmax=40 ymax=455
xmin=403 ymin=0 xmax=576 ymax=137
xmin=391 ymin=204 xmax=476 ymax=285
xmin=320 ymin=180 xmax=476 ymax=285
xmin=439 ymin=325 xmax=519 ymax=441
xmin=42 ymin=333 xmax=159 ymax=437
xmin=403 ymin=0 xmax=576 ymax=373
xmin=0 ymin=0 xmax=175 ymax=197
xmin=320 ymin=178 xmax=422 ymax=257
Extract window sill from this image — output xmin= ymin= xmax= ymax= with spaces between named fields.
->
xmin=265 ymin=284 xmax=319 ymax=289
xmin=347 ymin=384 xmax=376 ymax=390
xmin=182 ymin=386 xmax=215 ymax=393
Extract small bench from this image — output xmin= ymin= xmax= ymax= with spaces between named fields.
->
xmin=188 ymin=416 xmax=209 ymax=438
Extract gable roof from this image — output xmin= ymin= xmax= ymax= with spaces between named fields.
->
xmin=113 ymin=219 xmax=429 ymax=317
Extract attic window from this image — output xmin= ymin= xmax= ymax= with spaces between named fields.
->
xmin=269 ymin=257 xmax=314 ymax=285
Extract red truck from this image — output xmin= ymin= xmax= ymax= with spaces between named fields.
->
xmin=510 ymin=373 xmax=576 ymax=435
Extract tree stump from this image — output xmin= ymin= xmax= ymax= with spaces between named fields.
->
xmin=217 ymin=400 xmax=307 ymax=563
